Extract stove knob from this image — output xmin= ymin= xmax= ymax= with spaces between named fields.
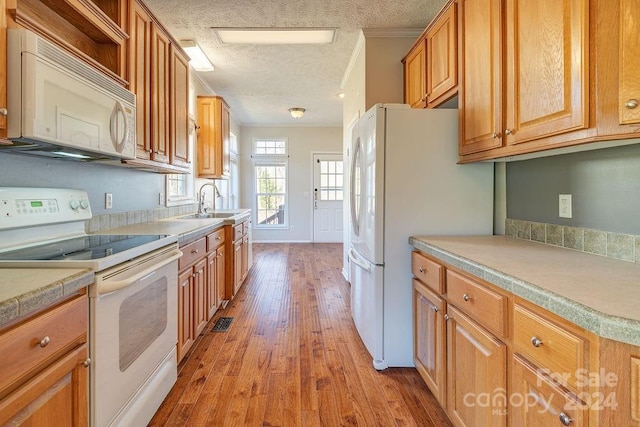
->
xmin=80 ymin=199 xmax=89 ymax=209
xmin=69 ymin=200 xmax=80 ymax=210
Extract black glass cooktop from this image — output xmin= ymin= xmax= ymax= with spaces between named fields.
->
xmin=0 ymin=235 xmax=170 ymax=261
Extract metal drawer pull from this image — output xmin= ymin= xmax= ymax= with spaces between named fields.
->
xmin=38 ymin=336 xmax=50 ymax=348
xmin=432 ymin=306 xmax=439 ymax=313
xmin=625 ymin=99 xmax=638 ymax=109
xmin=191 ymin=249 xmax=199 ymax=254
xmin=558 ymin=412 xmax=573 ymax=425
xmin=83 ymin=358 xmax=92 ymax=368
xmin=531 ymin=336 xmax=543 ymax=347
xmin=444 ymin=314 xmax=450 ymax=321
xmin=505 ymin=128 xmax=512 ymax=135
xmin=462 ymin=293 xmax=471 ymax=302
xmin=0 ymin=108 xmax=7 ymax=116
xmin=418 ymin=267 xmax=425 ymax=274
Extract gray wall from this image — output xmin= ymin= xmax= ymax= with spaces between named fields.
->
xmin=506 ymin=144 xmax=640 ymax=234
xmin=0 ymin=153 xmax=166 ymax=215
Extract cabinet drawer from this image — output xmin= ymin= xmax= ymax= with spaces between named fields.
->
xmin=0 ymin=296 xmax=87 ymax=395
xmin=233 ymin=223 xmax=244 ymax=241
xmin=446 ymin=270 xmax=507 ymax=337
xmin=513 ymin=303 xmax=585 ymax=392
xmin=207 ymin=228 xmax=225 ymax=251
xmin=411 ymin=251 xmax=443 ymax=293
xmin=179 ymin=237 xmax=206 ymax=270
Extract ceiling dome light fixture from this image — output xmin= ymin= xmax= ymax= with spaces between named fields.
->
xmin=289 ymin=107 xmax=306 ymax=118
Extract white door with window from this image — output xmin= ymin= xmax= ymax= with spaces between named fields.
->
xmin=313 ymin=153 xmax=344 ymax=242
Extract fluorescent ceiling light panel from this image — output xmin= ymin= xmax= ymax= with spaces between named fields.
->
xmin=180 ymin=40 xmax=215 ymax=71
xmin=213 ymin=28 xmax=336 ymax=44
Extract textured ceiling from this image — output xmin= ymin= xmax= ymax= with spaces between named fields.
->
xmin=145 ymin=0 xmax=447 ymax=126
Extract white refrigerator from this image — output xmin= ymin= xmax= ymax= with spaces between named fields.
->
xmin=348 ymin=104 xmax=494 ymax=369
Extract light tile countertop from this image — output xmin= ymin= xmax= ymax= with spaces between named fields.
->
xmin=0 ymin=209 xmax=251 ymax=327
xmin=410 ymin=235 xmax=640 ymax=346
xmin=0 ymin=268 xmax=93 ymax=326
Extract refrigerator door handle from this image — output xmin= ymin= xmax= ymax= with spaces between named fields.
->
xmin=349 ymin=248 xmax=371 ymax=272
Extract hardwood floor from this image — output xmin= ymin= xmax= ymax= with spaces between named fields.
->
xmin=150 ymin=243 xmax=452 ymax=426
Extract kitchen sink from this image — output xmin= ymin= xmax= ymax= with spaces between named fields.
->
xmin=179 ymin=212 xmax=237 ymax=219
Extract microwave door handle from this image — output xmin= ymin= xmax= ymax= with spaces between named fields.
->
xmin=97 ymin=249 xmax=183 ymax=295
xmin=110 ymin=101 xmax=129 ymax=153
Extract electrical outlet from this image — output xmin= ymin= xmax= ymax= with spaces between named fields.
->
xmin=290 ymin=225 xmax=295 ymax=232
xmin=105 ymin=193 xmax=113 ymax=210
xmin=559 ymin=194 xmax=572 ymax=218
xmin=159 ymin=192 xmax=164 ymax=205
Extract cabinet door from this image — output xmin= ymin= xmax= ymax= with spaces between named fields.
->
xmin=426 ymin=1 xmax=457 ymax=108
xmin=194 ymin=258 xmax=208 ymax=337
xmin=447 ymin=305 xmax=507 ymax=427
xmin=234 ymin=239 xmax=242 ymax=296
xmin=150 ymin=24 xmax=170 ymax=164
xmin=206 ymin=252 xmax=217 ymax=319
xmin=170 ymin=46 xmax=190 ymax=168
xmin=216 ymin=247 xmax=226 ymax=305
xmin=177 ymin=268 xmax=194 ymax=362
xmin=403 ymin=40 xmax=427 ymax=108
xmin=413 ymin=280 xmax=446 ymax=407
xmin=620 ymin=0 xmax=640 ymax=124
xmin=0 ymin=0 xmax=7 ymax=139
xmin=197 ymin=96 xmax=221 ymax=177
xmin=458 ymin=0 xmax=503 ymax=155
xmin=0 ymin=344 xmax=88 ymax=426
xmin=129 ymin=1 xmax=152 ymax=159
xmin=511 ymin=355 xmax=587 ymax=427
xmin=241 ymin=235 xmax=249 ymax=281
xmin=504 ymin=0 xmax=588 ymax=145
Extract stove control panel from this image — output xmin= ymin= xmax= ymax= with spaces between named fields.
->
xmin=0 ymin=187 xmax=92 ymax=230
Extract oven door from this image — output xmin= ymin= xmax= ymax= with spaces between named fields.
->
xmin=90 ymin=245 xmax=181 ymax=427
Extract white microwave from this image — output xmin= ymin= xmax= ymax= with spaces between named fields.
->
xmin=3 ymin=28 xmax=136 ymax=161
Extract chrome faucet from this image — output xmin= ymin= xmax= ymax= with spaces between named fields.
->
xmin=197 ymin=182 xmax=221 ymax=215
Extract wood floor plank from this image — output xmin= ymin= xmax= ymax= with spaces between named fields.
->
xmin=150 ymin=243 xmax=452 ymax=427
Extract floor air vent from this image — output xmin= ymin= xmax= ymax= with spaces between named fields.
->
xmin=212 ymin=317 xmax=233 ymax=332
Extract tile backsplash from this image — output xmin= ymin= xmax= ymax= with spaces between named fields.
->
xmin=86 ymin=204 xmax=198 ymax=233
xmin=505 ymin=218 xmax=640 ymax=263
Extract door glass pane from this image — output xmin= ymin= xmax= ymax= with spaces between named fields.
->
xmin=318 ymin=160 xmax=344 ymax=201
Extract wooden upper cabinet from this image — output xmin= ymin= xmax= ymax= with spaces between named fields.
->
xmin=425 ymin=0 xmax=457 ymax=108
xmin=197 ymin=96 xmax=230 ymax=179
xmin=504 ymin=0 xmax=589 ymax=145
xmin=620 ymin=0 xmax=640 ymax=124
xmin=0 ymin=0 xmax=6 ymax=140
xmin=403 ymin=40 xmax=427 ymax=108
xmin=458 ymin=0 xmax=503 ymax=155
xmin=129 ymin=0 xmax=152 ymax=159
xmin=170 ymin=46 xmax=190 ymax=168
xmin=150 ymin=24 xmax=171 ymax=164
xmin=7 ymin=0 xmax=127 ymax=83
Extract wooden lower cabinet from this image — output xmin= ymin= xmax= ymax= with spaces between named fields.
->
xmin=193 ymin=258 xmax=208 ymax=338
xmin=511 ymin=355 xmax=587 ymax=427
xmin=0 ymin=344 xmax=89 ymax=426
xmin=178 ymin=230 xmax=226 ymax=363
xmin=225 ymin=220 xmax=251 ymax=300
xmin=446 ymin=305 xmax=507 ymax=427
xmin=413 ymin=279 xmax=446 ymax=407
xmin=177 ymin=268 xmax=195 ymax=362
xmin=0 ymin=295 xmax=89 ymax=426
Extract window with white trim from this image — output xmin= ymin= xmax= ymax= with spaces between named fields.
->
xmin=165 ymin=117 xmax=196 ymax=206
xmin=253 ymin=138 xmax=288 ymax=228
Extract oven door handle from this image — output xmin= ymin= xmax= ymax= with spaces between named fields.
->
xmin=97 ymin=249 xmax=183 ymax=295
